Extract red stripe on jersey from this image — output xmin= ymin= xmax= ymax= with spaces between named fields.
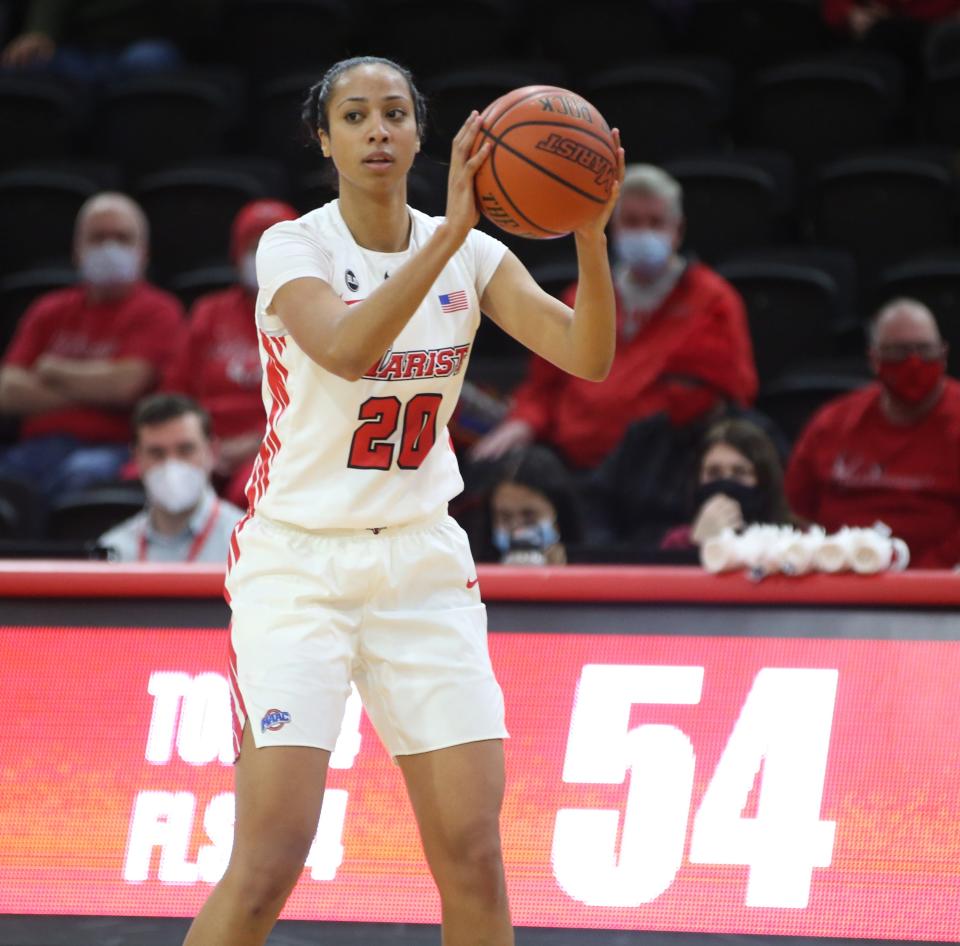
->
xmin=227 ymin=630 xmax=248 ymax=762
xmin=224 ymin=511 xmax=253 ymax=601
xmin=246 ymin=333 xmax=290 ymax=510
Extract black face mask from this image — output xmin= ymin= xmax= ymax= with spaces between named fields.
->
xmin=694 ymin=478 xmax=767 ymax=523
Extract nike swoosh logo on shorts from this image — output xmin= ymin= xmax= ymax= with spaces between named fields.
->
xmin=466 ymin=577 xmax=479 ymax=589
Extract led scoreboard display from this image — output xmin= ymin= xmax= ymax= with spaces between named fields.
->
xmin=1 ymin=564 xmax=958 ymax=942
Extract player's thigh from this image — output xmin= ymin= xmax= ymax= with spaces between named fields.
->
xmin=397 ymin=739 xmax=506 ymax=872
xmin=229 ymin=720 xmax=331 ymax=879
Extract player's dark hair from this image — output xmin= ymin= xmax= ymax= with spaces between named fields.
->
xmin=301 ymin=56 xmax=428 ymax=149
xmin=133 ymin=393 xmax=212 ymax=444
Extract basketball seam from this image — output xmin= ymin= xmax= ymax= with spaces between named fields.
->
xmin=482 ymin=86 xmax=562 ymax=129
xmin=480 ymin=123 xmax=610 ymax=207
xmin=488 ymin=143 xmax=564 ymax=237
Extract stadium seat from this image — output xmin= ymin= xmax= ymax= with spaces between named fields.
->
xmin=717 ymin=256 xmax=846 ymax=385
xmin=0 ymin=76 xmax=80 ymax=170
xmin=253 ymin=73 xmax=325 ymax=174
xmin=46 ymin=484 xmax=146 ymax=543
xmin=0 ymin=266 xmax=76 ymax=356
xmin=664 ymin=151 xmax=796 ymax=264
xmin=0 ymin=169 xmax=97 ymax=272
xmin=756 ymin=371 xmax=868 ymax=443
xmin=88 ymin=72 xmax=241 ymax=174
xmin=527 ymin=0 xmax=670 ymax=80
xmin=924 ymin=18 xmax=960 ymax=74
xmin=423 ymin=64 xmax=565 ymax=159
xmin=234 ymin=0 xmax=355 ymax=81
xmin=166 ymin=265 xmax=238 ymax=312
xmin=809 ymin=154 xmax=957 ymax=287
xmin=373 ymin=0 xmax=525 ymax=78
xmin=135 ymin=167 xmax=266 ymax=280
xmin=0 ymin=475 xmax=45 ymax=540
xmin=874 ymin=254 xmax=960 ymax=376
xmin=583 ymin=60 xmax=733 ymax=163
xmin=921 ymin=66 xmax=960 ymax=146
xmin=691 ymin=0 xmax=826 ymax=69
xmin=747 ymin=56 xmax=903 ymax=168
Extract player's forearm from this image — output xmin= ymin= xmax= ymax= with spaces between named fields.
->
xmin=327 ymin=224 xmax=463 ymax=380
xmin=0 ymin=366 xmax=72 ymax=415
xmin=566 ymin=233 xmax=616 ymax=381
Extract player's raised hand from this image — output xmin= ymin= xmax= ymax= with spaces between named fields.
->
xmin=444 ymin=111 xmax=491 ymax=243
xmin=573 ymin=128 xmax=625 ymax=241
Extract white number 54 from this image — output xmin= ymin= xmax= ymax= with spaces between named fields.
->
xmin=551 ymin=664 xmax=838 ymax=909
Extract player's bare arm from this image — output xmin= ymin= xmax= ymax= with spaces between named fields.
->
xmin=268 ymin=113 xmax=491 ymax=382
xmin=480 ymin=129 xmax=625 ymax=382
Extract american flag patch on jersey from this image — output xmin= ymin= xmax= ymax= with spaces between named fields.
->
xmin=438 ymin=290 xmax=469 ymax=313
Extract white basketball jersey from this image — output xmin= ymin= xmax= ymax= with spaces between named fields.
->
xmin=247 ymin=200 xmax=507 ymax=530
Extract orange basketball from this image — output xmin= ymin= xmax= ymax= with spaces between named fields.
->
xmin=470 ymin=85 xmax=616 ymax=239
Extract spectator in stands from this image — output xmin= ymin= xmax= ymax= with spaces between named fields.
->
xmin=163 ymin=199 xmax=298 ymax=508
xmin=822 ymin=0 xmax=960 ymax=39
xmin=0 ymin=192 xmax=185 ymax=500
xmin=470 ymin=164 xmax=757 ymax=471
xmin=786 ymin=298 xmax=960 ymax=568
xmin=471 ymin=445 xmax=583 ymax=565
xmin=99 ymin=393 xmax=244 ymax=562
xmin=0 ymin=0 xmax=207 ymax=81
xmin=661 ymin=418 xmax=798 ymax=550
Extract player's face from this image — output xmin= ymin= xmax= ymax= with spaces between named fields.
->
xmin=319 ymin=64 xmax=420 ymax=189
xmin=699 ymin=443 xmax=758 ymax=487
xmin=135 ymin=414 xmax=215 ymax=478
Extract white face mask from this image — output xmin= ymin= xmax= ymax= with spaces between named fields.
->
xmin=80 ymin=241 xmax=141 ymax=287
xmin=143 ymin=459 xmax=208 ymax=515
xmin=238 ymin=251 xmax=258 ymax=292
xmin=613 ymin=228 xmax=673 ymax=279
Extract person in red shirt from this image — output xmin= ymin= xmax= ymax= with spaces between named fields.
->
xmin=163 ymin=199 xmax=299 ymax=507
xmin=470 ymin=164 xmax=757 ymax=470
xmin=786 ymin=298 xmax=960 ymax=568
xmin=0 ymin=192 xmax=185 ymax=500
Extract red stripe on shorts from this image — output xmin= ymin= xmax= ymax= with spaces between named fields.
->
xmin=246 ymin=333 xmax=290 ymax=510
xmin=228 ymin=629 xmax=248 ymax=761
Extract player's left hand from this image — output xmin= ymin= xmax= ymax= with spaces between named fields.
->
xmin=573 ymin=127 xmax=624 ymax=241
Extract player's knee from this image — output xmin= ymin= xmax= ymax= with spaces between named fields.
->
xmin=225 ymin=841 xmax=312 ymax=916
xmin=434 ymin=818 xmax=505 ymax=903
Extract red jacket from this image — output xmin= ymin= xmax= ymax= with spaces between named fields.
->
xmin=4 ymin=282 xmax=184 ymax=442
xmin=785 ymin=380 xmax=960 ymax=568
xmin=823 ymin=0 xmax=960 ymax=28
xmin=508 ymin=262 xmax=757 ymax=469
xmin=163 ymin=286 xmax=264 ymax=439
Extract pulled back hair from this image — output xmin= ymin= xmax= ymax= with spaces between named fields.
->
xmin=695 ymin=418 xmax=795 ymax=525
xmin=300 ymin=56 xmax=428 ymax=151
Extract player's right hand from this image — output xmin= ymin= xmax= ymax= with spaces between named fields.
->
xmin=444 ymin=111 xmax=491 ymax=244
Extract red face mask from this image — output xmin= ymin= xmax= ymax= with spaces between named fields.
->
xmin=876 ymin=354 xmax=945 ymax=405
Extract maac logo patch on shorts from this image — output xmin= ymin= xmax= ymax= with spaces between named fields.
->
xmin=261 ymin=708 xmax=292 ymax=733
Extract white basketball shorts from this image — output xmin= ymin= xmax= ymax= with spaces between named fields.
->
xmin=224 ymin=506 xmax=508 ymax=760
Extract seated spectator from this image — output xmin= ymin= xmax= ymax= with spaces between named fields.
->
xmin=661 ymin=418 xmax=799 ymax=550
xmin=163 ymin=199 xmax=298 ymax=508
xmin=470 ymin=445 xmax=583 ymax=565
xmin=471 ymin=164 xmax=757 ymax=471
xmin=823 ymin=0 xmax=960 ymax=39
xmin=0 ymin=0 xmax=216 ymax=82
xmin=0 ymin=192 xmax=185 ymax=501
xmin=786 ymin=298 xmax=960 ymax=568
xmin=99 ymin=393 xmax=244 ymax=562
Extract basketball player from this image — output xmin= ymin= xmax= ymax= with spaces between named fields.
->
xmin=181 ymin=56 xmax=623 ymax=946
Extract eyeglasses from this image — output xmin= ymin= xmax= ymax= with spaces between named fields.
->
xmin=875 ymin=342 xmax=946 ymax=361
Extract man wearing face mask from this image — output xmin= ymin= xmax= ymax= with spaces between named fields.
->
xmin=0 ymin=192 xmax=185 ymax=499
xmin=99 ymin=393 xmax=244 ymax=563
xmin=786 ymin=298 xmax=960 ymax=568
xmin=163 ymin=200 xmax=298 ymax=507
xmin=470 ymin=164 xmax=757 ymax=470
